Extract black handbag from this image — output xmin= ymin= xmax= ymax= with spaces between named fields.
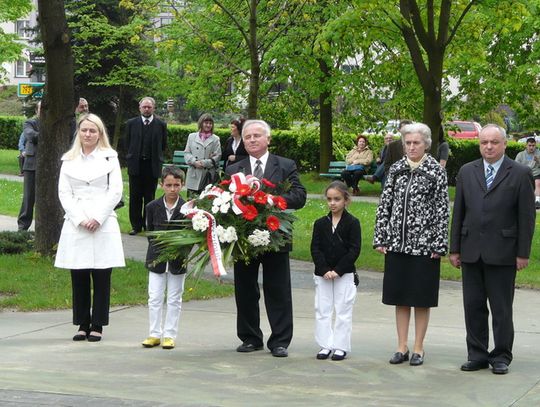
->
xmin=198 ymin=158 xmax=220 ymax=191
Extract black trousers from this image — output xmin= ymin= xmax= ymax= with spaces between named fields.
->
xmin=17 ymin=170 xmax=35 ymax=231
xmin=129 ymin=159 xmax=158 ymax=231
xmin=462 ymin=259 xmax=516 ymax=365
xmin=234 ymin=251 xmax=293 ymax=350
xmin=341 ymin=169 xmax=365 ymax=190
xmin=71 ymin=268 xmax=112 ymax=327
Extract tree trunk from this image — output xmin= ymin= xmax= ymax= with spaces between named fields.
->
xmin=247 ymin=0 xmax=259 ymax=119
xmin=318 ymin=58 xmax=333 ymax=172
xmin=35 ymin=0 xmax=74 ymax=255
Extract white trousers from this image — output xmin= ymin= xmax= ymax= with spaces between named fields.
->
xmin=148 ymin=272 xmax=185 ymax=339
xmin=314 ymin=273 xmax=357 ymax=352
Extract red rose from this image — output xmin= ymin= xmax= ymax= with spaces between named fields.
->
xmin=254 ymin=191 xmax=268 ymax=204
xmin=262 ymin=178 xmax=276 ymax=188
xmin=266 ymin=215 xmax=280 ymax=231
xmin=274 ymin=196 xmax=287 ymax=210
xmin=242 ymin=205 xmax=258 ymax=221
xmin=220 ymin=179 xmax=232 ymax=186
xmin=237 ymin=184 xmax=251 ymax=196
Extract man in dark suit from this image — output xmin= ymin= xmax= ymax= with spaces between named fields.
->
xmin=17 ymin=102 xmax=40 ymax=231
xmin=383 ymin=120 xmax=412 ymax=175
xmin=450 ymin=124 xmax=536 ymax=375
xmin=125 ymin=96 xmax=167 ymax=235
xmin=225 ymin=119 xmax=306 ymax=357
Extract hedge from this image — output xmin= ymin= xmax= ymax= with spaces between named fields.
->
xmin=0 ymin=116 xmax=25 ymax=149
xmin=0 ymin=116 xmax=527 ymax=185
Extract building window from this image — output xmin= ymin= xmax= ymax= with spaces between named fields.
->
xmin=160 ymin=17 xmax=172 ymax=27
xmin=16 ymin=20 xmax=30 ymax=39
xmin=15 ymin=60 xmax=29 ymax=77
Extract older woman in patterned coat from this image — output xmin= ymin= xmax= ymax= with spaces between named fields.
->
xmin=373 ymin=122 xmax=449 ymax=367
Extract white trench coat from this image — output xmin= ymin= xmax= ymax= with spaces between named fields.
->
xmin=54 ymin=148 xmax=125 ymax=270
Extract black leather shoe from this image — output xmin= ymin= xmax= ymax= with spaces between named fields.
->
xmin=129 ymin=229 xmax=141 ymax=236
xmin=316 ymin=348 xmax=331 ymax=360
xmin=410 ymin=352 xmax=424 ymax=366
xmin=331 ymin=350 xmax=347 ymax=361
xmin=460 ymin=360 xmax=489 ymax=371
xmin=492 ymin=362 xmax=509 ymax=375
xmin=236 ymin=342 xmax=263 ymax=353
xmin=389 ymin=350 xmax=409 ymax=364
xmin=271 ymin=346 xmax=288 ymax=357
xmin=72 ymin=331 xmax=87 ymax=341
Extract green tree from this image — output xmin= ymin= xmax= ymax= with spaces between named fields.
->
xmin=0 ymin=0 xmax=32 ymax=81
xmin=158 ymin=0 xmax=309 ymax=119
xmin=65 ymin=0 xmax=160 ymax=147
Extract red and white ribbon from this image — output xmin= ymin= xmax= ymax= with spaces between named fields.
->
xmin=181 ymin=201 xmax=227 ymax=277
xmin=229 ymin=172 xmax=261 ymax=215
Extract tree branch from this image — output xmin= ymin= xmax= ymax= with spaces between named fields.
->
xmin=445 ymin=0 xmax=478 ymax=47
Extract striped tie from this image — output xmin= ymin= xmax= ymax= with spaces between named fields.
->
xmin=486 ymin=165 xmax=495 ymax=189
xmin=253 ymin=159 xmax=263 ymax=179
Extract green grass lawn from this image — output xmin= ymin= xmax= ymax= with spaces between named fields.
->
xmin=0 ymin=252 xmax=234 ymax=311
xmin=0 ymin=149 xmax=535 ymax=288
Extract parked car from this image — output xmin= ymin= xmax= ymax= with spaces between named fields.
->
xmin=517 ymin=135 xmax=540 ymax=143
xmin=446 ymin=121 xmax=482 ymax=139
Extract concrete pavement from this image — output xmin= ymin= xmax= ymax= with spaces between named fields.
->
xmin=1 ymin=179 xmax=540 ymax=405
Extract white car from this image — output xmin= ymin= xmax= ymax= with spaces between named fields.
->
xmin=517 ymin=135 xmax=540 ymax=143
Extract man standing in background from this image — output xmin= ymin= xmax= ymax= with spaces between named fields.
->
xmin=125 ymin=97 xmax=167 ymax=235
xmin=17 ymin=101 xmax=41 ymax=231
xmin=515 ymin=137 xmax=540 ymax=209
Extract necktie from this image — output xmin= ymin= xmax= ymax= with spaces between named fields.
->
xmin=486 ymin=164 xmax=495 ymax=189
xmin=144 ymin=119 xmax=150 ymax=126
xmin=253 ymin=159 xmax=263 ymax=179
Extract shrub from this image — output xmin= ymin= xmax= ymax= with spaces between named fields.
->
xmin=0 ymin=116 xmax=25 ymax=149
xmin=0 ymin=231 xmax=34 ymax=254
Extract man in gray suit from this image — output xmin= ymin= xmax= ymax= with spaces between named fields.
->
xmin=17 ymin=102 xmax=40 ymax=231
xmin=450 ymin=124 xmax=536 ymax=375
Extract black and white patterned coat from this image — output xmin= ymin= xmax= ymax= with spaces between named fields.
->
xmin=373 ymin=154 xmax=449 ymax=256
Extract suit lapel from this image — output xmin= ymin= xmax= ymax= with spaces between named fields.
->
xmin=487 ymin=157 xmax=511 ymax=193
xmin=264 ymin=154 xmax=279 ymax=181
xmin=473 ymin=160 xmax=488 ymax=194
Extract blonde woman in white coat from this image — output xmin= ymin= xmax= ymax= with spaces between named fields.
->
xmin=184 ymin=113 xmax=221 ymax=196
xmin=55 ymin=113 xmax=125 ymax=342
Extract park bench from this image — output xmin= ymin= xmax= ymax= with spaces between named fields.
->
xmin=164 ymin=150 xmax=224 ymax=172
xmin=319 ymin=160 xmax=377 ymax=181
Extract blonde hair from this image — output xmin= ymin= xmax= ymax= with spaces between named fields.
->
xmin=63 ymin=113 xmax=112 ymax=160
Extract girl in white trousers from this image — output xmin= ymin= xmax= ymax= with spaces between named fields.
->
xmin=311 ymin=181 xmax=361 ymax=360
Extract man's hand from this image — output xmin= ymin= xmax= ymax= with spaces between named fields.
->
xmin=449 ymin=253 xmax=461 ymax=268
xmin=516 ymin=257 xmax=529 ymax=271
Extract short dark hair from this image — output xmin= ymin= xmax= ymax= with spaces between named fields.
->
xmin=398 ymin=120 xmax=413 ymax=130
xmin=231 ymin=117 xmax=246 ymax=133
xmin=526 ymin=137 xmax=536 ymax=144
xmin=161 ymin=166 xmax=185 ymax=182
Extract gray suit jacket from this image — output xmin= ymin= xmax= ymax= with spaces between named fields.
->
xmin=450 ymin=156 xmax=536 ymax=265
xmin=22 ymin=118 xmax=39 ymax=171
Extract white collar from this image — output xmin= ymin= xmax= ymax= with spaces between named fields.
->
xmin=249 ymin=151 xmax=269 ymax=169
xmin=141 ymin=115 xmax=154 ymax=124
